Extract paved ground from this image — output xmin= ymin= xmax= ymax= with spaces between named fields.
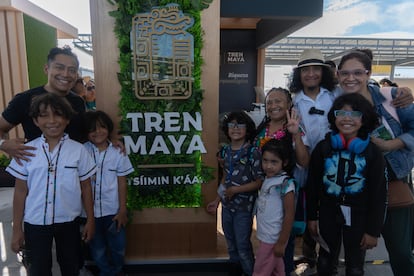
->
xmin=0 ymin=187 xmax=395 ymax=275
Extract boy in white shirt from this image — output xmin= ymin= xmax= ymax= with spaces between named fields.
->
xmin=83 ymin=110 xmax=134 ymax=276
xmin=8 ymin=93 xmax=96 ymax=276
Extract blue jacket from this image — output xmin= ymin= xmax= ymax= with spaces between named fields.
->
xmin=369 ymin=85 xmax=414 ymax=179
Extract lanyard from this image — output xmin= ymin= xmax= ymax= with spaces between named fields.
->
xmin=92 ymin=148 xmax=108 ymax=217
xmin=42 ymin=142 xmax=63 ymax=224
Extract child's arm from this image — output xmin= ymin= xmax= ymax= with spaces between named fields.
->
xmin=206 ymin=174 xmax=226 ymax=215
xmin=360 ymin=233 xmax=378 ymax=250
xmin=273 ymin=191 xmax=295 ymax=257
xmin=225 ymin=178 xmax=262 ymax=199
xmin=11 ymin=179 xmax=28 ymax=253
xmin=113 ymin=175 xmax=128 ymax=231
xmin=206 ymin=196 xmax=220 ymax=215
xmin=80 ymin=178 xmax=95 ymax=242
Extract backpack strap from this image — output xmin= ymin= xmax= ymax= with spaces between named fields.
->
xmin=380 ymin=87 xmax=400 ymax=123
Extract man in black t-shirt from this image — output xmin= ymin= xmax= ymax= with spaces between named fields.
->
xmin=0 ymin=46 xmax=85 ymax=163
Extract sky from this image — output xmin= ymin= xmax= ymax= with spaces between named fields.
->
xmin=292 ymin=0 xmax=414 ymax=38
xmin=28 ymin=0 xmax=414 ymax=38
xmin=27 ymin=0 xmax=414 ymax=82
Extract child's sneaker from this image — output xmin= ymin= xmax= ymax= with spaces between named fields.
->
xmin=291 ymin=262 xmax=317 ymax=276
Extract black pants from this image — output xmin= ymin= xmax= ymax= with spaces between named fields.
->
xmin=317 ymin=205 xmax=366 ymax=276
xmin=24 ymin=221 xmax=81 ymax=276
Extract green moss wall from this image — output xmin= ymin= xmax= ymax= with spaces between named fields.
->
xmin=23 ymin=15 xmax=56 ymax=88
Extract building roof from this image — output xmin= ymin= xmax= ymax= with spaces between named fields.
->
xmin=0 ymin=0 xmax=77 ymax=38
xmin=266 ymin=37 xmax=414 ymax=66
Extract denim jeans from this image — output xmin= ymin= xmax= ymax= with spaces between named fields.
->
xmin=89 ymin=215 xmax=126 ymax=276
xmin=24 ymin=221 xmax=80 ymax=276
xmin=222 ymin=206 xmax=255 ymax=276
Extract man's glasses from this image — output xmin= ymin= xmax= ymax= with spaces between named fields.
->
xmin=337 ymin=69 xmax=369 ymax=78
xmin=227 ymin=123 xmax=246 ymax=129
xmin=87 ymin=86 xmax=95 ymax=91
xmin=334 ymin=110 xmax=362 ymax=118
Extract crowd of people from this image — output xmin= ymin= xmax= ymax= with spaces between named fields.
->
xmin=1 ymin=44 xmax=414 ymax=276
xmin=208 ymin=48 xmax=414 ymax=276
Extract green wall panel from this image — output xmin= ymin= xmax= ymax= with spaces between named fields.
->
xmin=23 ymin=15 xmax=56 ymax=88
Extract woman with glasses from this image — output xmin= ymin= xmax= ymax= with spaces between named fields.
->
xmin=306 ymin=93 xmax=387 ymax=276
xmin=336 ymin=50 xmax=414 ymax=275
xmin=85 ymin=79 xmax=96 ymax=110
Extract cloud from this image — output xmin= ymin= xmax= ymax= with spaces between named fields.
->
xmin=291 ymin=1 xmax=380 ymax=37
xmin=290 ymin=0 xmax=414 ymax=38
xmin=325 ymin=0 xmax=363 ymax=12
xmin=386 ymin=2 xmax=414 ymax=30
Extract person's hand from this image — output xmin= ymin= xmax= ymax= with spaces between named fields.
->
xmin=224 ymin=186 xmax=237 ymax=200
xmin=82 ymin=218 xmax=95 ymax=242
xmin=360 ymin=233 xmax=378 ymax=250
xmin=113 ymin=210 xmax=128 ymax=231
xmin=273 ymin=240 xmax=286 ymax=257
xmin=11 ymin=229 xmax=25 ymax=253
xmin=1 ymin=138 xmax=36 ymax=165
xmin=206 ymin=198 xmax=220 ymax=215
xmin=286 ymin=108 xmax=301 ymax=135
xmin=112 ymin=139 xmax=126 ymax=155
xmin=370 ymin=136 xmax=391 ymax=152
xmin=307 ymin=220 xmax=318 ymax=237
xmin=392 ymin=87 xmax=413 ymax=108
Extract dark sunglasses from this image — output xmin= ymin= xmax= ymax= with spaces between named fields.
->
xmin=87 ymin=86 xmax=95 ymax=91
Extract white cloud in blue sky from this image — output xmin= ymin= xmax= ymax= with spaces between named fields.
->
xmin=29 ymin=0 xmax=414 ymax=39
xmin=292 ymin=0 xmax=414 ymax=38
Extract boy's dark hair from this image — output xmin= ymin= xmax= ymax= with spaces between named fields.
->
xmin=261 ymin=138 xmax=295 ymax=175
xmin=29 ymin=93 xmax=75 ymax=120
xmin=222 ymin=111 xmax=256 ymax=143
xmin=47 ymin=46 xmax=79 ymax=68
xmin=327 ymin=93 xmax=379 ymax=139
xmin=289 ymin=65 xmax=336 ymax=94
xmin=83 ymin=110 xmax=114 ymax=135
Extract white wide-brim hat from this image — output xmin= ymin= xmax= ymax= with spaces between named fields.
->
xmin=296 ymin=49 xmax=330 ymax=68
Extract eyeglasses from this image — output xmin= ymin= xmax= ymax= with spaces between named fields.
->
xmin=87 ymin=86 xmax=95 ymax=91
xmin=334 ymin=110 xmax=362 ymax=118
xmin=337 ymin=69 xmax=369 ymax=78
xmin=227 ymin=122 xmax=246 ymax=129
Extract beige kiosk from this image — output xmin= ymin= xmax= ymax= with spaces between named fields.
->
xmin=0 ymin=0 xmax=324 ymax=264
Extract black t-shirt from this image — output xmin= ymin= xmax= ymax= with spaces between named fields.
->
xmin=2 ymin=86 xmax=86 ymax=142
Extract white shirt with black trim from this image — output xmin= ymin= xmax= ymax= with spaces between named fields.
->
xmin=6 ymin=134 xmax=96 ymax=225
xmin=83 ymin=141 xmax=134 ymax=218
